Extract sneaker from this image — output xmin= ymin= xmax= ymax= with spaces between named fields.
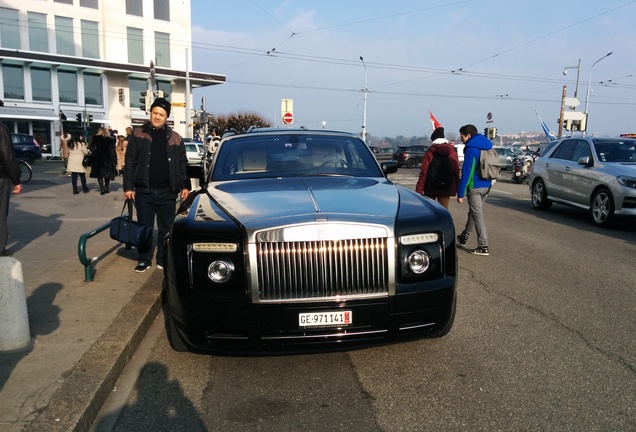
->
xmin=156 ymin=264 xmax=164 ymax=270
xmin=469 ymin=246 xmax=489 ymax=256
xmin=456 ymin=234 xmax=469 ymax=248
xmin=134 ymin=262 xmax=151 ymax=273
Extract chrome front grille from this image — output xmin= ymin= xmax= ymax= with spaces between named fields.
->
xmin=257 ymin=238 xmax=389 ymax=302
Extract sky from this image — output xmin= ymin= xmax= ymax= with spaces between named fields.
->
xmin=189 ymin=0 xmax=636 ymax=140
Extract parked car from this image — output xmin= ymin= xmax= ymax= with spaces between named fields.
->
xmin=162 ymin=128 xmax=457 ymax=354
xmin=184 ymin=142 xmax=204 ymax=165
xmin=529 ymin=136 xmax=636 ymax=227
xmin=392 ymin=145 xmax=429 ymax=168
xmin=493 ymin=146 xmax=516 ymax=170
xmin=10 ymin=133 xmax=43 ymax=164
xmin=369 ymin=146 xmax=395 ymax=162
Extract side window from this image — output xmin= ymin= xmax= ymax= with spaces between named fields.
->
xmin=550 ymin=139 xmax=577 ymax=161
xmin=571 ymin=140 xmax=591 ymax=163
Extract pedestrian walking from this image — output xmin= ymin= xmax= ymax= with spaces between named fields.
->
xmin=456 ymin=124 xmax=492 ymax=256
xmin=0 ymin=123 xmax=23 ymax=256
xmin=123 ymin=97 xmax=190 ymax=273
xmin=116 ymin=135 xmax=127 ymax=176
xmin=60 ymin=128 xmax=72 ymax=175
xmin=415 ymin=127 xmax=460 ymax=208
xmin=67 ymin=132 xmax=90 ymax=194
xmin=89 ymin=127 xmax=117 ymax=195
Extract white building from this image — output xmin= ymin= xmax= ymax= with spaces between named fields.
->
xmin=0 ymin=0 xmax=225 ymax=157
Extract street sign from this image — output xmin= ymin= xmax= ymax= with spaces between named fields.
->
xmin=171 ymin=102 xmax=186 ymax=107
xmin=282 ymin=112 xmax=294 ymax=124
xmin=564 ymin=97 xmax=580 ymax=108
xmin=563 ymin=111 xmax=585 ymax=121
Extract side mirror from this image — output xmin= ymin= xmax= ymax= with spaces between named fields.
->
xmin=578 ymin=156 xmax=593 ymax=167
xmin=382 ymin=161 xmax=399 ymax=175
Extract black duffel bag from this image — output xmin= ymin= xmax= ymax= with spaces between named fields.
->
xmin=109 ymin=199 xmax=152 ymax=250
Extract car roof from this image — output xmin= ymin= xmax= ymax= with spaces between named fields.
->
xmin=225 ymin=128 xmax=362 ymax=141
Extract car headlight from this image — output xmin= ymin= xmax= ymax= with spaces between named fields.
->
xmin=617 ymin=176 xmax=636 ymax=189
xmin=407 ymin=250 xmax=430 ymax=274
xmin=207 ymin=260 xmax=234 ymax=283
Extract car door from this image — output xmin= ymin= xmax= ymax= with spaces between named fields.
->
xmin=544 ymin=139 xmax=578 ymax=201
xmin=560 ymin=139 xmax=594 ymax=206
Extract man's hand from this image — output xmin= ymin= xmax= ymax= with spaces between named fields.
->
xmin=180 ymin=189 xmax=190 ymax=201
xmin=13 ymin=184 xmax=22 ymax=194
xmin=124 ymin=190 xmax=135 ymax=200
xmin=457 ymin=197 xmax=464 ymax=203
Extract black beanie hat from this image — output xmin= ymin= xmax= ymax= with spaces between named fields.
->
xmin=150 ymin=97 xmax=171 ymax=116
xmin=431 ymin=127 xmax=445 ymax=141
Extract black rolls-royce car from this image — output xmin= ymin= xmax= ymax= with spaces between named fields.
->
xmin=163 ymin=128 xmax=457 ymax=354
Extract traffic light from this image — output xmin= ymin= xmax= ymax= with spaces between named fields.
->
xmin=484 ymin=128 xmax=489 ymax=137
xmin=76 ymin=113 xmax=82 ymax=125
xmin=87 ymin=114 xmax=94 ymax=125
xmin=139 ymin=91 xmax=151 ymax=113
xmin=491 ymin=127 xmax=497 ymax=139
xmin=156 ymin=90 xmax=164 ymax=98
xmin=563 ymin=119 xmax=573 ymax=131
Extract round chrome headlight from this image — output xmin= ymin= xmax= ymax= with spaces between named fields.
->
xmin=207 ymin=260 xmax=234 ymax=283
xmin=407 ymin=250 xmax=430 ymax=274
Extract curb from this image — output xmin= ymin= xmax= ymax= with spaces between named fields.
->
xmin=26 ymin=271 xmax=163 ymax=432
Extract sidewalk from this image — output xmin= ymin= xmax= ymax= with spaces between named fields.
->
xmin=0 ymin=161 xmax=163 ymax=432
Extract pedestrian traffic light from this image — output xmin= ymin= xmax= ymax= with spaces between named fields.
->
xmin=76 ymin=113 xmax=82 ymax=125
xmin=139 ymin=91 xmax=151 ymax=113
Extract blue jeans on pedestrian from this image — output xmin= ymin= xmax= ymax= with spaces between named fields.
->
xmin=462 ymin=187 xmax=490 ymax=248
xmin=135 ymin=188 xmax=176 ymax=267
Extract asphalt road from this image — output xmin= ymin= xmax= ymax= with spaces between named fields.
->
xmin=93 ymin=168 xmax=636 ymax=432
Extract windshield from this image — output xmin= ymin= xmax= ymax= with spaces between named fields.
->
xmin=211 ymin=134 xmax=384 ymax=181
xmin=593 ymin=139 xmax=636 ymax=162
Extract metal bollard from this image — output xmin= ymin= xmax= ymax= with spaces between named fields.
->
xmin=0 ymin=257 xmax=34 ymax=352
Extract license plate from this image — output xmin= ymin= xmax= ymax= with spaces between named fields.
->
xmin=299 ymin=311 xmax=352 ymax=328
xmin=515 ymin=171 xmax=521 ymax=176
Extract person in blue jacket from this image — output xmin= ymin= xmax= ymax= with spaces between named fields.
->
xmin=456 ymin=124 xmax=492 ymax=256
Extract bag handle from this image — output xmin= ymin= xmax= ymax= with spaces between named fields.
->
xmin=120 ymin=199 xmax=138 ymax=222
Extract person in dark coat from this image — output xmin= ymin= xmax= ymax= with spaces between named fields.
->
xmin=415 ymin=127 xmax=460 ymax=208
xmin=89 ymin=127 xmax=117 ymax=195
xmin=0 ymin=123 xmax=23 ymax=256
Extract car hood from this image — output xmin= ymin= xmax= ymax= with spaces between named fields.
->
xmin=204 ymin=177 xmax=401 ymax=227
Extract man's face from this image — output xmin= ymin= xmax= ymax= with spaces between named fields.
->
xmin=460 ymin=133 xmax=470 ymax=144
xmin=150 ymin=107 xmax=168 ymax=129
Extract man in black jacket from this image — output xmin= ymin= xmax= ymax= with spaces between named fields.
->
xmin=0 ymin=123 xmax=23 ymax=257
xmin=123 ymin=98 xmax=190 ymax=272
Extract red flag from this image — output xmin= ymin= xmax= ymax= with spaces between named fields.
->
xmin=429 ymin=110 xmax=442 ymax=131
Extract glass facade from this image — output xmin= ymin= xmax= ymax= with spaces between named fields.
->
xmin=154 ymin=0 xmax=170 ymax=21
xmin=126 ymin=0 xmax=143 ymax=16
xmin=58 ymin=70 xmax=78 ymax=103
xmin=155 ymin=32 xmax=171 ymax=67
xmin=55 ymin=16 xmax=74 ymax=56
xmin=79 ymin=0 xmax=99 ymax=9
xmin=84 ymin=72 xmax=102 ymax=105
xmin=2 ymin=65 xmax=24 ymax=100
xmin=127 ymin=27 xmax=144 ymax=64
xmin=28 ymin=12 xmax=49 ymax=52
xmin=31 ymin=68 xmax=52 ymax=102
xmin=80 ymin=20 xmax=99 ymax=59
xmin=0 ymin=8 xmax=20 ymax=49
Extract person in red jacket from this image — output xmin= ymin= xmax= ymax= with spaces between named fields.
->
xmin=415 ymin=127 xmax=460 ymax=209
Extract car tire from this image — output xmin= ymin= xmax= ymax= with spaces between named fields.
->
xmin=162 ymin=279 xmax=189 ymax=352
xmin=590 ymin=188 xmax=615 ymax=227
xmin=406 ymin=158 xmax=416 ymax=169
xmin=531 ymin=179 xmax=552 ymax=210
xmin=21 ymin=152 xmax=36 ymax=164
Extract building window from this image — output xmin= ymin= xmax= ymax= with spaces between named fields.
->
xmin=2 ymin=65 xmax=24 ymax=99
xmin=127 ymin=27 xmax=144 ymax=64
xmin=54 ymin=0 xmax=73 ymax=4
xmin=126 ymin=0 xmax=143 ymax=16
xmin=55 ymin=16 xmax=74 ymax=56
xmin=0 ymin=8 xmax=21 ymax=49
xmin=157 ymin=81 xmax=172 ymax=101
xmin=80 ymin=20 xmax=99 ymax=59
xmin=84 ymin=72 xmax=102 ymax=105
xmin=154 ymin=32 xmax=170 ymax=67
xmin=154 ymin=0 xmax=170 ymax=21
xmin=31 ymin=67 xmax=52 ymax=102
xmin=79 ymin=0 xmax=98 ymax=8
xmin=28 ymin=12 xmax=49 ymax=53
xmin=58 ymin=70 xmax=78 ymax=103
xmin=129 ymin=77 xmax=148 ymax=111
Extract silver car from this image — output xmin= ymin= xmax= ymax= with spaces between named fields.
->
xmin=529 ymin=137 xmax=636 ymax=226
xmin=493 ymin=146 xmax=516 ymax=170
xmin=184 ymin=142 xmax=204 ymax=165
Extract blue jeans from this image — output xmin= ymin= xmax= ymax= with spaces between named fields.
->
xmin=462 ymin=187 xmax=490 ymax=247
xmin=135 ymin=188 xmax=176 ymax=266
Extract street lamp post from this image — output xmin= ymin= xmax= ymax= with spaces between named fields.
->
xmin=584 ymin=52 xmax=613 ymax=136
xmin=563 ymin=58 xmax=581 ymax=99
xmin=360 ymin=56 xmax=367 ymax=144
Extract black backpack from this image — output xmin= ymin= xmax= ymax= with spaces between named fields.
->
xmin=427 ymin=154 xmax=453 ymax=188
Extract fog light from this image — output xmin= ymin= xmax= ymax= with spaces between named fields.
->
xmin=407 ymin=250 xmax=430 ymax=274
xmin=208 ymin=260 xmax=234 ymax=283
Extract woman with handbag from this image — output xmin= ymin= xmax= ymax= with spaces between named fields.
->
xmin=67 ymin=132 xmax=90 ymax=194
xmin=89 ymin=127 xmax=118 ymax=195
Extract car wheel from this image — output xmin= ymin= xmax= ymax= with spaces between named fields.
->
xmin=406 ymin=158 xmax=416 ymax=169
xmin=590 ymin=188 xmax=615 ymax=227
xmin=21 ymin=152 xmax=36 ymax=164
xmin=531 ymin=179 xmax=552 ymax=210
xmin=162 ymin=279 xmax=189 ymax=352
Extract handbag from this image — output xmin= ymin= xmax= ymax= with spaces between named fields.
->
xmin=82 ymin=152 xmax=92 ymax=167
xmin=109 ymin=199 xmax=153 ymax=250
